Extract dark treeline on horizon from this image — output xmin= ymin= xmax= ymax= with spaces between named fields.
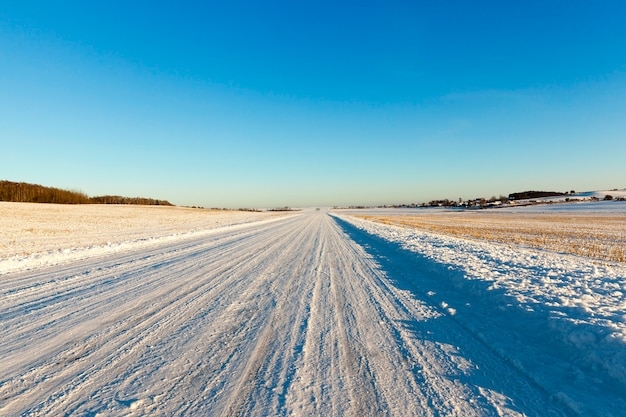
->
xmin=507 ymin=191 xmax=568 ymax=200
xmin=0 ymin=180 xmax=173 ymax=206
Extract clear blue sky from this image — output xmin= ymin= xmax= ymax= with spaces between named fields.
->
xmin=2 ymin=1 xmax=625 ymax=207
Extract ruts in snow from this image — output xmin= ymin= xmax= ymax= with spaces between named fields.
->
xmin=0 ymin=211 xmax=615 ymax=416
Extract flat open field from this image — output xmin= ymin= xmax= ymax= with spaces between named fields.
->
xmin=2 ymin=203 xmax=626 ymax=416
xmin=358 ymin=210 xmax=626 ymax=263
xmin=0 ymin=202 xmax=285 ymax=274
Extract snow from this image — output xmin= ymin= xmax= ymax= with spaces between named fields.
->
xmin=576 ymin=189 xmax=626 ymax=199
xmin=504 ymin=199 xmax=626 ymax=213
xmin=0 ymin=202 xmax=288 ymax=275
xmin=334 ymin=213 xmax=626 ymax=415
xmin=507 ymin=189 xmax=626 ymax=204
xmin=1 ymin=204 xmax=625 ymax=416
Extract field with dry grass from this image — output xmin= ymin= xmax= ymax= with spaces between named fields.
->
xmin=358 ymin=211 xmax=626 ymax=263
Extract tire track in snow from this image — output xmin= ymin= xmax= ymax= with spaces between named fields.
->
xmin=1 ymin=215 xmax=305 ymax=415
xmin=1 ymin=211 xmax=577 ymax=416
xmin=331 ymin=214 xmax=581 ymax=417
xmin=285 ymin=216 xmax=381 ymax=416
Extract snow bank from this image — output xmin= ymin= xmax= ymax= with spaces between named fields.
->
xmin=336 ymin=214 xmax=626 ymax=387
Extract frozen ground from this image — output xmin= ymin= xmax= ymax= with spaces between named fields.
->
xmin=1 ymin=204 xmax=625 ymax=416
xmin=0 ymin=202 xmax=285 ymax=275
xmin=356 ymin=206 xmax=626 ymax=262
xmin=505 ymin=199 xmax=626 ymax=213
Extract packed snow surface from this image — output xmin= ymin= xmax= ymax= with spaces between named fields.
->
xmin=1 ymin=204 xmax=626 ymax=416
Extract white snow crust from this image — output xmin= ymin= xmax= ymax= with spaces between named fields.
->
xmin=2 ymin=205 xmax=625 ymax=416
xmin=0 ymin=202 xmax=286 ymax=275
xmin=336 ymin=213 xmax=626 ymax=416
xmin=505 ymin=199 xmax=626 ymax=213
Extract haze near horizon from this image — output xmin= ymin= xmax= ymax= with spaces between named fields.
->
xmin=1 ymin=1 xmax=625 ymax=207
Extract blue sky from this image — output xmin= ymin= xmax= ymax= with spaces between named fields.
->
xmin=1 ymin=1 xmax=625 ymax=207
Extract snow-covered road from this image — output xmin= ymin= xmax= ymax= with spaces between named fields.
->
xmin=1 ymin=210 xmax=623 ymax=416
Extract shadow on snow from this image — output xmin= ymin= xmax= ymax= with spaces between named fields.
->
xmin=332 ymin=215 xmax=626 ymax=417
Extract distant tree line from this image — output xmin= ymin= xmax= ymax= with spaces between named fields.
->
xmin=0 ymin=180 xmax=90 ymax=204
xmin=89 ymin=195 xmax=173 ymax=206
xmin=507 ymin=191 xmax=567 ymax=200
xmin=0 ymin=180 xmax=173 ymax=206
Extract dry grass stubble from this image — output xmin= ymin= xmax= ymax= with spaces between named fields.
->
xmin=358 ymin=212 xmax=626 ymax=263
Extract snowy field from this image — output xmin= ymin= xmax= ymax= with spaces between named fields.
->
xmin=0 ymin=202 xmax=286 ymax=275
xmin=356 ymin=204 xmax=626 ymax=262
xmin=1 ymin=202 xmax=626 ymax=416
